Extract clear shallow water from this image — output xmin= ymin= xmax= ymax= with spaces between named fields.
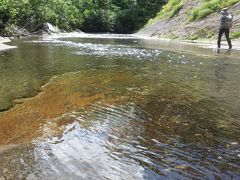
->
xmin=0 ymin=34 xmax=239 ymax=179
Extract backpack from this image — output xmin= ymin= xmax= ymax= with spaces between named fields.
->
xmin=221 ymin=15 xmax=233 ymax=29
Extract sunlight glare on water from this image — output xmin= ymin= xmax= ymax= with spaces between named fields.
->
xmin=0 ymin=33 xmax=239 ymax=179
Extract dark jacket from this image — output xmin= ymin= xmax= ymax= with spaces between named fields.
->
xmin=219 ymin=11 xmax=233 ymax=29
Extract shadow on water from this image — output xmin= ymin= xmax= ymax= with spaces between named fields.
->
xmin=0 ymin=34 xmax=240 ymax=179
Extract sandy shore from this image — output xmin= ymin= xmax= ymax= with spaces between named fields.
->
xmin=0 ymin=36 xmax=16 ymax=51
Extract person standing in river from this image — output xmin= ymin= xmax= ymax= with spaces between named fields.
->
xmin=217 ymin=8 xmax=233 ymax=49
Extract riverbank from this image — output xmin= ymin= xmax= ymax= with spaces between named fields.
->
xmin=1 ymin=32 xmax=240 ymax=55
xmin=180 ymin=38 xmax=240 ymax=51
xmin=138 ymin=1 xmax=240 ymax=41
xmin=0 ymin=37 xmax=16 ymax=51
xmin=135 ymin=34 xmax=240 ymax=51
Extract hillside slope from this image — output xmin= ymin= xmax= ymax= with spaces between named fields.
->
xmin=137 ymin=1 xmax=240 ymax=40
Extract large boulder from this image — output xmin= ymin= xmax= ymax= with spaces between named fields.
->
xmin=31 ymin=22 xmax=60 ymax=35
xmin=42 ymin=22 xmax=60 ymax=33
xmin=75 ymin=29 xmax=85 ymax=33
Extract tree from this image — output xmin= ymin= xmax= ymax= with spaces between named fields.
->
xmin=0 ymin=0 xmax=166 ymax=34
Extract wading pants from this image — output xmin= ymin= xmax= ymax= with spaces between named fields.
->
xmin=217 ymin=28 xmax=232 ymax=49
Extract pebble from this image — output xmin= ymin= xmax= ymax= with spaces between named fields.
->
xmin=217 ymin=156 xmax=222 ymax=160
xmin=175 ymin=164 xmax=188 ymax=170
xmin=151 ymin=139 xmax=160 ymax=144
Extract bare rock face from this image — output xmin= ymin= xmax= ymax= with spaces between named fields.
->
xmin=137 ymin=1 xmax=240 ymax=40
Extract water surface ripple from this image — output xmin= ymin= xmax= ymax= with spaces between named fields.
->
xmin=0 ymin=34 xmax=239 ymax=179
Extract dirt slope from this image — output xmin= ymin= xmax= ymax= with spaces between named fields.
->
xmin=137 ymin=1 xmax=240 ymax=40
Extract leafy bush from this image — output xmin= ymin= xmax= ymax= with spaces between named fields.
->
xmin=0 ymin=0 xmax=83 ymax=31
xmin=0 ymin=0 xmax=166 ymax=34
xmin=156 ymin=0 xmax=183 ymax=19
xmin=145 ymin=0 xmax=183 ymax=27
xmin=231 ymin=31 xmax=240 ymax=39
xmin=189 ymin=0 xmax=239 ymax=21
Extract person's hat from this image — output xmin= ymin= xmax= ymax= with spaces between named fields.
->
xmin=221 ymin=8 xmax=229 ymax=15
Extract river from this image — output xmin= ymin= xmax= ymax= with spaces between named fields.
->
xmin=0 ymin=33 xmax=239 ymax=179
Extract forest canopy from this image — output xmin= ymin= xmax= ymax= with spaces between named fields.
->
xmin=0 ymin=0 xmax=165 ymax=33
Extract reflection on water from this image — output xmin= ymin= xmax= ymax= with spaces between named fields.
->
xmin=0 ymin=34 xmax=239 ymax=179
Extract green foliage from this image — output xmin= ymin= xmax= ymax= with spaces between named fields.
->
xmin=145 ymin=0 xmax=183 ymax=27
xmin=0 ymin=0 xmax=83 ymax=31
xmin=156 ymin=0 xmax=183 ymax=19
xmin=113 ymin=0 xmax=166 ymax=33
xmin=187 ymin=28 xmax=215 ymax=40
xmin=81 ymin=0 xmax=117 ymax=32
xmin=189 ymin=33 xmax=199 ymax=40
xmin=207 ymin=31 xmax=215 ymax=39
xmin=0 ymin=0 xmax=166 ymax=33
xmin=230 ymin=31 xmax=240 ymax=39
xmin=189 ymin=0 xmax=239 ymax=21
